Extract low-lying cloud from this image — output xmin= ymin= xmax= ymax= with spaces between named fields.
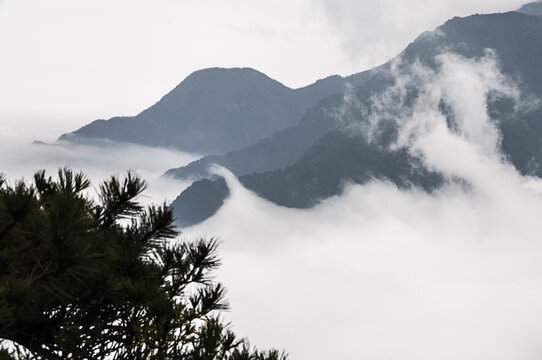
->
xmin=3 ymin=49 xmax=542 ymax=359
xmin=184 ymin=52 xmax=542 ymax=359
xmin=190 ymin=175 xmax=542 ymax=360
xmin=0 ymin=121 xmax=197 ymax=205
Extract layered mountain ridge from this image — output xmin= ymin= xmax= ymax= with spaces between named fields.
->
xmin=57 ymin=4 xmax=542 ymax=229
xmin=171 ymin=11 xmax=542 ymax=227
xmin=60 ymin=67 xmax=375 ymax=155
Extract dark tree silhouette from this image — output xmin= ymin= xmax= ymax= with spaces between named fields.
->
xmin=0 ymin=169 xmax=285 ymax=360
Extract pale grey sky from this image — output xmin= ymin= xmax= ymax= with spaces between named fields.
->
xmin=0 ymin=0 xmax=527 ymax=132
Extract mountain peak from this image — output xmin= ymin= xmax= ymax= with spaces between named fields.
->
xmin=183 ymin=67 xmax=282 ymax=85
xmin=171 ymin=10 xmax=542 ymax=227
xmin=61 ymin=63 xmax=374 ymax=155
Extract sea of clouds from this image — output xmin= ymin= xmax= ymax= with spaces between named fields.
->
xmin=185 ymin=53 xmax=542 ymax=360
xmin=0 ymin=117 xmax=197 ymax=205
xmin=2 ymin=51 xmax=542 ymax=360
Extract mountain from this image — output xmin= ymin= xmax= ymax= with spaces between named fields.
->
xmin=60 ymin=67 xmax=374 ymax=155
xmin=173 ymin=177 xmax=230 ymax=228
xmin=518 ymin=1 xmax=542 ymax=16
xmin=239 ymin=131 xmax=443 ymax=208
xmin=171 ymin=11 xmax=542 ymax=227
xmin=164 ymin=90 xmax=353 ymax=181
xmin=164 ymin=66 xmax=384 ymax=182
xmin=166 ymin=7 xmax=542 ymax=183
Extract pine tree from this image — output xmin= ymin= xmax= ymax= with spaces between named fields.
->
xmin=0 ymin=169 xmax=286 ymax=360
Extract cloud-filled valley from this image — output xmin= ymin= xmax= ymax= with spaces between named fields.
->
xmin=2 ymin=2 xmax=542 ymax=359
xmin=0 ymin=120 xmax=197 ymax=206
xmin=178 ymin=50 xmax=542 ymax=360
xmin=4 ymin=41 xmax=541 ymax=360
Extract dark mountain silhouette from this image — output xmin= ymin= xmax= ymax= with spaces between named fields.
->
xmin=164 ymin=67 xmax=382 ymax=181
xmin=164 ymin=91 xmax=350 ymax=181
xmin=60 ymin=68 xmax=374 ymax=155
xmin=173 ymin=177 xmax=230 ymax=228
xmin=239 ymin=131 xmax=443 ymax=208
xmin=171 ymin=11 xmax=542 ymax=227
xmin=518 ymin=1 xmax=542 ymax=16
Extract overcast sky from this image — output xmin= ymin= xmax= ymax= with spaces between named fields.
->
xmin=0 ymin=0 xmax=527 ymax=133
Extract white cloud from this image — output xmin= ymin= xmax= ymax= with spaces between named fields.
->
xmin=183 ymin=52 xmax=542 ymax=359
xmin=367 ymin=52 xmax=520 ymax=179
xmin=2 ymin=1 xmax=541 ymax=358
xmin=3 ymin=47 xmax=542 ymax=359
xmin=0 ymin=118 xmax=197 ymax=206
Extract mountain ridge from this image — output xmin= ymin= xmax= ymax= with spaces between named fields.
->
xmin=60 ymin=67 xmax=375 ymax=155
xmin=171 ymin=11 xmax=542 ymax=227
xmin=164 ymin=66 xmax=386 ymax=181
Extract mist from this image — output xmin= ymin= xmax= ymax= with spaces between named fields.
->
xmin=0 ymin=116 xmax=197 ymax=205
xmin=2 ymin=0 xmax=542 ymax=358
xmin=2 ymin=44 xmax=542 ymax=360
xmin=181 ymin=53 xmax=542 ymax=359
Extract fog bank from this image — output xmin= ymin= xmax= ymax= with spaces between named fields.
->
xmin=2 ymin=50 xmax=542 ymax=359
xmin=0 ymin=117 xmax=197 ymax=205
xmin=184 ymin=53 xmax=542 ymax=359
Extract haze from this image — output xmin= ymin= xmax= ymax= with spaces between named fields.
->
xmin=2 ymin=1 xmax=542 ymax=359
xmin=182 ymin=52 xmax=542 ymax=359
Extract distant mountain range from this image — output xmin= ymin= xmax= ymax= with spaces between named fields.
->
xmin=60 ymin=67 xmax=374 ymax=155
xmin=171 ymin=10 xmax=542 ymax=227
xmin=60 ymin=2 xmax=542 ymax=228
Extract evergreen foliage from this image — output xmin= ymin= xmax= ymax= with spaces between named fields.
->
xmin=0 ymin=169 xmax=286 ymax=360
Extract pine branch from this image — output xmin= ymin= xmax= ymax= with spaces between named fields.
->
xmin=98 ymin=172 xmax=147 ymax=228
